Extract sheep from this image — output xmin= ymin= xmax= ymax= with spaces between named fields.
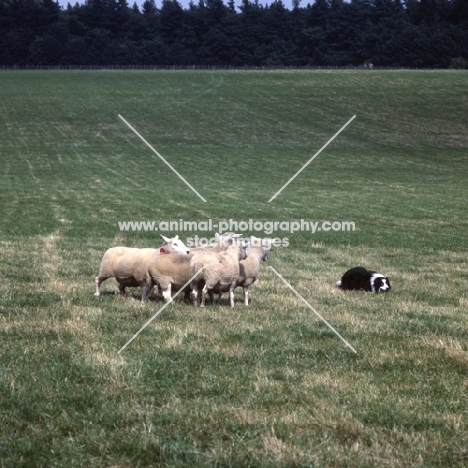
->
xmin=142 ymin=252 xmax=192 ymax=303
xmin=94 ymin=234 xmax=190 ymax=297
xmin=190 ymin=239 xmax=249 ymax=308
xmin=142 ymin=232 xmax=242 ymax=304
xmin=210 ymin=237 xmax=272 ymax=306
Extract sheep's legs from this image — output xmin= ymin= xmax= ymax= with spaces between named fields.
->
xmin=162 ymin=285 xmax=172 ymax=303
xmin=191 ymin=283 xmax=198 ymax=306
xmin=208 ymin=291 xmax=215 ymax=304
xmin=243 ymin=286 xmax=249 ymax=306
xmin=141 ymin=282 xmax=152 ymax=302
xmin=229 ymin=286 xmax=235 ymax=308
xmin=191 ymin=282 xmax=208 ymax=307
xmin=206 ymin=291 xmax=219 ymax=305
xmin=118 ymin=283 xmax=127 ymax=296
xmin=94 ymin=276 xmax=108 ymax=296
xmin=184 ymin=289 xmax=191 ymax=303
xmin=200 ymin=285 xmax=210 ymax=307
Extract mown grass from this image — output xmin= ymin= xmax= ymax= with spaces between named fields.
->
xmin=0 ymin=70 xmax=467 ymax=467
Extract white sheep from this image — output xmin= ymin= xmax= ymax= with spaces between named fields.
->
xmin=143 ymin=252 xmax=192 ymax=303
xmin=142 ymin=233 xmax=242 ymax=304
xmin=94 ymin=235 xmax=190 ymax=297
xmin=210 ymin=236 xmax=271 ymax=306
xmin=190 ymin=239 xmax=249 ymax=308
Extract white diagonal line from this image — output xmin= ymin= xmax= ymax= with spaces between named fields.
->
xmin=118 ymin=114 xmax=207 ymax=202
xmin=268 ymin=115 xmax=356 ymax=202
xmin=118 ymin=267 xmax=204 ymax=354
xmin=268 ymin=266 xmax=357 ymax=354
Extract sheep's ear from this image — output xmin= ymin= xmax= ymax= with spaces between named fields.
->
xmin=214 ymin=233 xmax=220 ymax=241
xmin=161 ymin=234 xmax=170 ymax=242
xmin=174 ymin=235 xmax=179 ymax=240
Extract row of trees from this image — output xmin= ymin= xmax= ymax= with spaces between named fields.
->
xmin=1 ymin=0 xmax=468 ymax=68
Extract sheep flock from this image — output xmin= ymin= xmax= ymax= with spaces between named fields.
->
xmin=95 ymin=233 xmax=272 ymax=308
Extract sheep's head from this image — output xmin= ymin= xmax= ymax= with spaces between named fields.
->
xmin=249 ymin=236 xmax=272 ymax=261
xmin=214 ymin=232 xmax=243 ymax=248
xmin=160 ymin=234 xmax=190 ymax=254
xmin=240 ymin=241 xmax=250 ymax=260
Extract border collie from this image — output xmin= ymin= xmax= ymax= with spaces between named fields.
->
xmin=336 ymin=266 xmax=391 ymax=293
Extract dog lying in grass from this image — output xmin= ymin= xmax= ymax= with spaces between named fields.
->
xmin=336 ymin=266 xmax=391 ymax=293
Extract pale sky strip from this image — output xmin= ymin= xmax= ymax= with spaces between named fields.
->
xmin=118 ymin=267 xmax=205 ymax=354
xmin=268 ymin=115 xmax=356 ymax=202
xmin=268 ymin=266 xmax=357 ymax=354
xmin=118 ymin=114 xmax=207 ymax=202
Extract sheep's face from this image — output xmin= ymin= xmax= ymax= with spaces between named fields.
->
xmin=251 ymin=236 xmax=273 ymax=250
xmin=160 ymin=235 xmax=190 ymax=254
xmin=214 ymin=232 xmax=243 ymax=249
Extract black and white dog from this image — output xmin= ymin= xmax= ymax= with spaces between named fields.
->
xmin=336 ymin=266 xmax=391 ymax=293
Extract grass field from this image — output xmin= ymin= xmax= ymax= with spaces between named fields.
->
xmin=1 ymin=69 xmax=467 ymax=467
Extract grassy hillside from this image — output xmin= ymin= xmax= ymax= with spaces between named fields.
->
xmin=0 ymin=70 xmax=467 ymax=467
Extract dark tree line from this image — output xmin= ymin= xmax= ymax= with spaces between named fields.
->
xmin=1 ymin=0 xmax=467 ymax=67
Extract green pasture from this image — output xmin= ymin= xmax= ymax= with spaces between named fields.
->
xmin=0 ymin=70 xmax=467 ymax=467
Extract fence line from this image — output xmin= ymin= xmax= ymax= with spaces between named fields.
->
xmin=0 ymin=64 xmax=445 ymax=71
